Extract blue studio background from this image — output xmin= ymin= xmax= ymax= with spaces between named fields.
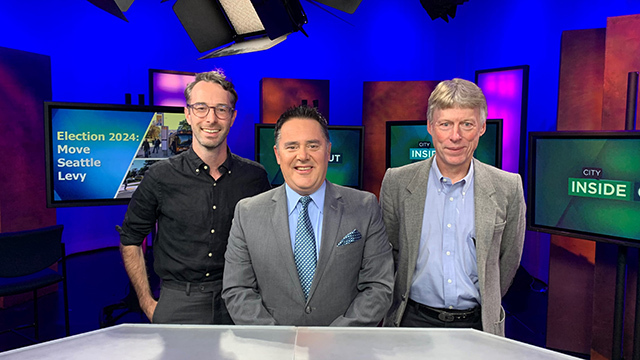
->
xmin=2 ymin=0 xmax=640 ymax=285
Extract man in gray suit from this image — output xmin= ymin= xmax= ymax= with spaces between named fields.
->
xmin=380 ymin=78 xmax=525 ymax=336
xmin=223 ymin=105 xmax=394 ymax=326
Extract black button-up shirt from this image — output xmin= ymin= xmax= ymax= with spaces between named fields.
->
xmin=119 ymin=148 xmax=271 ymax=282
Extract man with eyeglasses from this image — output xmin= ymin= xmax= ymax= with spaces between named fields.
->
xmin=119 ymin=70 xmax=271 ymax=324
xmin=380 ymin=79 xmax=525 ymax=336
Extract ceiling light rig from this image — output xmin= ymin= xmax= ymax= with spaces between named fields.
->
xmin=86 ymin=0 xmax=366 ymax=58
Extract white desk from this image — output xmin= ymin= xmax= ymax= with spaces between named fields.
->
xmin=0 ymin=324 xmax=579 ymax=360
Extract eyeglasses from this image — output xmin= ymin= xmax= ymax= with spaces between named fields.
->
xmin=187 ymin=103 xmax=235 ymax=120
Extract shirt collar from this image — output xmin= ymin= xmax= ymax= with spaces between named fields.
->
xmin=285 ymin=181 xmax=326 ymax=216
xmin=185 ymin=147 xmax=235 ymax=175
xmin=431 ymin=157 xmax=474 ymax=193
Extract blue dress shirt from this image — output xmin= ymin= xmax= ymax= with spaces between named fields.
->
xmin=285 ymin=182 xmax=326 ymax=260
xmin=410 ymin=159 xmax=480 ymax=310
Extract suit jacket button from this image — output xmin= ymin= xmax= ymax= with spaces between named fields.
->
xmin=394 ymin=321 xmax=399 ymax=326
xmin=402 ymin=294 xmax=407 ymax=301
xmin=305 ymin=306 xmax=312 ymax=314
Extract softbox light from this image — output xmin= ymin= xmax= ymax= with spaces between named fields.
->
xmin=173 ymin=0 xmax=307 ymax=59
xmin=87 ymin=0 xmax=134 ymax=21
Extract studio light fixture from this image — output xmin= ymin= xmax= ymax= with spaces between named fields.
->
xmin=87 ymin=0 xmax=135 ymax=21
xmin=311 ymin=0 xmax=363 ymax=14
xmin=173 ymin=0 xmax=308 ymax=59
xmin=420 ymin=0 xmax=469 ymax=22
xmin=87 ymin=0 xmax=366 ymax=59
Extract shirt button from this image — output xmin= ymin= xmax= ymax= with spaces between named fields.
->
xmin=228 ymin=170 xmax=231 ymax=174
xmin=447 ymin=224 xmax=451 ymax=228
xmin=449 ymin=306 xmax=454 ymax=310
xmin=195 ymin=168 xmax=200 ymax=173
xmin=213 ymin=183 xmax=217 ymax=187
xmin=449 ymin=197 xmax=454 ymax=202
xmin=211 ymin=229 xmax=215 ymax=234
xmin=446 ymin=251 xmax=451 ymax=256
xmin=447 ymin=279 xmax=452 ymax=284
xmin=212 ymin=205 xmax=217 ymax=210
xmin=305 ymin=306 xmax=312 ymax=314
xmin=205 ymin=273 xmax=210 ymax=277
xmin=204 ymin=165 xmax=208 ymax=170
xmin=208 ymin=252 xmax=213 ymax=257
xmin=462 ymin=192 xmax=466 ymax=196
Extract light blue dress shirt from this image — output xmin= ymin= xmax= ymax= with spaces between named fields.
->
xmin=409 ymin=158 xmax=480 ymax=310
xmin=285 ymin=182 xmax=326 ymax=260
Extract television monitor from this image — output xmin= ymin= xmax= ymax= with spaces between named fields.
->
xmin=149 ymin=69 xmax=196 ymax=106
xmin=528 ymin=131 xmax=640 ymax=247
xmin=255 ymin=124 xmax=364 ymax=189
xmin=385 ymin=119 xmax=503 ymax=169
xmin=44 ymin=102 xmax=189 ymax=207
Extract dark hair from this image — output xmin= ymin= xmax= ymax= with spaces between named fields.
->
xmin=184 ymin=69 xmax=238 ymax=107
xmin=274 ymin=105 xmax=330 ymax=146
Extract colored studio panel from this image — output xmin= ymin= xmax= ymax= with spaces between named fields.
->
xmin=475 ymin=66 xmax=529 ymax=176
xmin=149 ymin=69 xmax=196 ymax=107
xmin=362 ymin=80 xmax=440 ymax=196
xmin=602 ymin=13 xmax=640 ymax=131
xmin=557 ymin=29 xmax=606 ymax=131
xmin=0 ymin=46 xmax=55 ymax=233
xmin=548 ymin=28 xmax=605 ymax=356
xmin=598 ymin=13 xmax=640 ymax=360
xmin=260 ymin=78 xmax=330 ymax=124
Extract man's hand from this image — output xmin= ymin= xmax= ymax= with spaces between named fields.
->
xmin=140 ymin=298 xmax=158 ymax=321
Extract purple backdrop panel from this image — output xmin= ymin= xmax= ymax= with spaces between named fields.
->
xmin=150 ymin=70 xmax=195 ymax=106
xmin=476 ymin=67 xmax=528 ymax=174
xmin=0 ymin=46 xmax=55 ymax=233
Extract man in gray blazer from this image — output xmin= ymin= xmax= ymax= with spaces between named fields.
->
xmin=223 ymin=105 xmax=394 ymax=326
xmin=380 ymin=78 xmax=525 ymax=336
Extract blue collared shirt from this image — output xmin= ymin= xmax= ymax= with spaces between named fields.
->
xmin=410 ymin=158 xmax=480 ymax=310
xmin=285 ymin=182 xmax=326 ymax=259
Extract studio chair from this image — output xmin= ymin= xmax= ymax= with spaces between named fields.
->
xmin=0 ymin=224 xmax=70 ymax=342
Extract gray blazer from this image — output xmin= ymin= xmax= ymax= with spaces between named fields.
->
xmin=222 ymin=181 xmax=394 ymax=326
xmin=380 ymin=157 xmax=526 ymax=336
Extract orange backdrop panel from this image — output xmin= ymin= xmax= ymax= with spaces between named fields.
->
xmin=548 ymin=27 xmax=605 ymax=356
xmin=362 ymin=81 xmax=440 ymax=196
xmin=260 ymin=78 xmax=330 ymax=124
xmin=602 ymin=14 xmax=640 ymax=131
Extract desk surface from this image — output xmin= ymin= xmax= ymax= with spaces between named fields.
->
xmin=0 ymin=324 xmax=578 ymax=360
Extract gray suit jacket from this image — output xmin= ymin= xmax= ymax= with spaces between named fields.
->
xmin=379 ymin=157 xmax=526 ymax=336
xmin=222 ymin=181 xmax=394 ymax=326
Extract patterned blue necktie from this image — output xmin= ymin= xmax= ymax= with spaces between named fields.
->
xmin=294 ymin=196 xmax=317 ymax=300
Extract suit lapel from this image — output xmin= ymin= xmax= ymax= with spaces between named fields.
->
xmin=270 ymin=186 xmax=306 ymax=300
xmin=307 ymin=181 xmax=342 ymax=301
xmin=403 ymin=158 xmax=432 ymax=284
xmin=473 ymin=160 xmax=498 ymax=293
